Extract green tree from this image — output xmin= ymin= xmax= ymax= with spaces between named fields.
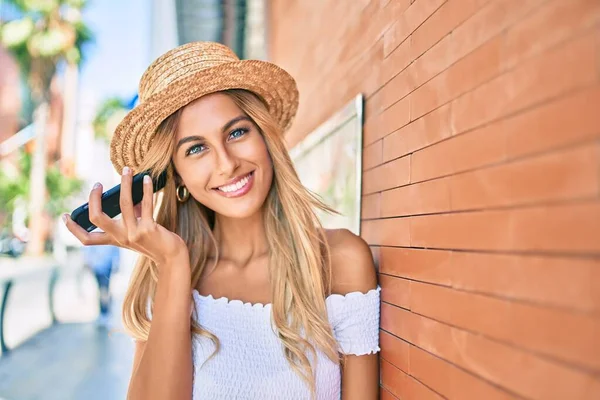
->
xmin=0 ymin=0 xmax=92 ymax=255
xmin=93 ymin=97 xmax=129 ymax=142
xmin=0 ymin=149 xmax=83 ymax=228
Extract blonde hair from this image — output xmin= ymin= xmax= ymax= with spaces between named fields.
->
xmin=121 ymin=89 xmax=341 ymax=392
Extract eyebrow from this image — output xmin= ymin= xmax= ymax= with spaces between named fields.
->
xmin=175 ymin=115 xmax=251 ymax=152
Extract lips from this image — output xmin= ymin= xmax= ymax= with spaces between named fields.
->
xmin=212 ymin=171 xmax=255 ymax=198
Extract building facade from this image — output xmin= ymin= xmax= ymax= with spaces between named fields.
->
xmin=150 ymin=0 xmax=265 ymax=62
xmin=269 ymin=0 xmax=600 ymax=398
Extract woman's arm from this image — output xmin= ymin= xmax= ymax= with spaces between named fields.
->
xmin=327 ymin=229 xmax=380 ymax=400
xmin=341 ymin=354 xmax=379 ymax=399
xmin=63 ymin=169 xmax=194 ymax=399
xmin=127 ymin=253 xmax=193 ymax=400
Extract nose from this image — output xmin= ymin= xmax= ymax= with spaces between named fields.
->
xmin=214 ymin=144 xmax=239 ymax=177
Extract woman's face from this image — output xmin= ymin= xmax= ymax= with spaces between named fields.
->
xmin=171 ymin=92 xmax=273 ymax=219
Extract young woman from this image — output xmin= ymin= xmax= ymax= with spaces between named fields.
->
xmin=64 ymin=41 xmax=380 ymax=400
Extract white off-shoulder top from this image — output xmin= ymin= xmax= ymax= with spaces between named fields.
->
xmin=188 ymin=287 xmax=381 ymax=400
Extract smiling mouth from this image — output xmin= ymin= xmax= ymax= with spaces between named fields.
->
xmin=213 ymin=171 xmax=254 ymax=194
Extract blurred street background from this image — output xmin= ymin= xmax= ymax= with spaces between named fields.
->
xmin=1 ymin=0 xmax=599 ymax=399
xmin=0 ymin=0 xmax=266 ymax=398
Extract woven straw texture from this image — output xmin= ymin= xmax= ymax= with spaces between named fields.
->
xmin=109 ymin=41 xmax=299 ymax=173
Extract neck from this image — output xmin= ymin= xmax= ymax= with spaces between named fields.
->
xmin=212 ymin=209 xmax=269 ymax=265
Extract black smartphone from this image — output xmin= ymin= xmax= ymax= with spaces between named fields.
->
xmin=70 ymin=170 xmax=168 ymax=232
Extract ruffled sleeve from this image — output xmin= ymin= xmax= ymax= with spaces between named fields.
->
xmin=326 ymin=286 xmax=381 ymax=356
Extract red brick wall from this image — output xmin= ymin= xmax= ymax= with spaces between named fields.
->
xmin=269 ymin=1 xmax=600 ymax=398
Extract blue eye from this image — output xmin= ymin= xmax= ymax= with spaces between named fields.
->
xmin=229 ymin=128 xmax=248 ymax=140
xmin=186 ymin=143 xmax=205 ymax=156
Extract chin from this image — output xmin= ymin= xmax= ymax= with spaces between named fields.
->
xmin=211 ymin=200 xmax=265 ymax=219
xmin=206 ymin=185 xmax=270 ymax=219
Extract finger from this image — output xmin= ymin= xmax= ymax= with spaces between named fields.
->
xmin=133 ymin=203 xmax=142 ymax=220
xmin=64 ymin=213 xmax=149 ymax=255
xmin=141 ymin=174 xmax=154 ymax=221
xmin=63 ymin=214 xmax=115 ymax=246
xmin=88 ymin=182 xmax=119 ymax=235
xmin=119 ymin=166 xmax=137 ymax=228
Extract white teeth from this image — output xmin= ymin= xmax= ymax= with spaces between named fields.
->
xmin=218 ymin=174 xmax=250 ymax=193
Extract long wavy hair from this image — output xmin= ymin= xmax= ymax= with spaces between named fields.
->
xmin=121 ymin=89 xmax=341 ymax=393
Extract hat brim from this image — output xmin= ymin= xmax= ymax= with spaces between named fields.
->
xmin=110 ymin=59 xmax=299 ymax=173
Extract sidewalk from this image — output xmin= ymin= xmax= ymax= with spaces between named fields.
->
xmin=0 ymin=252 xmax=136 ymax=399
xmin=0 ymin=322 xmax=133 ymax=400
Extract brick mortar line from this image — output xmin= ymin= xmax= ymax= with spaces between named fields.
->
xmin=379 ymin=328 xmax=528 ymax=400
xmin=367 ymin=244 xmax=600 ymax=261
xmin=361 ymin=190 xmax=599 ymax=219
xmin=377 ymin=272 xmax=600 ymax=319
xmin=363 ymin=4 xmax=589 ymax=128
xmin=360 ymin=194 xmax=600 ymax=220
xmin=380 ymin=301 xmax=600 ymax=379
xmin=404 ymin=0 xmax=499 ymax=62
xmin=380 ymin=355 xmax=449 ymax=400
xmin=361 ymin=128 xmax=600 ymax=187
xmin=361 ymin=227 xmax=600 ymax=258
xmin=380 ymin=0 xmax=449 ymax=62
xmin=379 ymin=385 xmax=400 ymax=400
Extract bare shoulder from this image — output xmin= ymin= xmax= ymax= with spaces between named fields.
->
xmin=325 ymin=228 xmax=378 ymax=295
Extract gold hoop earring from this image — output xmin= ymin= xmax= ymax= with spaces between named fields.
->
xmin=176 ymin=185 xmax=190 ymax=203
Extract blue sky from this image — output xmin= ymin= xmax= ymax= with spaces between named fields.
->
xmin=79 ymin=0 xmax=151 ymax=104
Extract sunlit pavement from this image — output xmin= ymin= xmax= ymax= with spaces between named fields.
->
xmin=0 ymin=322 xmax=133 ymax=400
xmin=0 ymin=255 xmax=135 ymax=400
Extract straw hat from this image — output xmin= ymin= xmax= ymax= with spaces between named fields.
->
xmin=109 ymin=41 xmax=299 ymax=173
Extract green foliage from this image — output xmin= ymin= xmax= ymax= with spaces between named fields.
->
xmin=0 ymin=150 xmax=83 ymax=224
xmin=45 ymin=160 xmax=83 ymax=217
xmin=7 ymin=0 xmax=88 ymax=15
xmin=72 ymin=20 xmax=92 ymax=61
xmin=0 ymin=17 xmax=34 ymax=47
xmin=0 ymin=164 xmax=28 ymax=218
xmin=0 ymin=0 xmax=94 ymax=103
xmin=93 ymin=97 xmax=128 ymax=142
xmin=14 ymin=0 xmax=60 ymax=14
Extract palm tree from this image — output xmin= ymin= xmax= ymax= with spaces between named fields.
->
xmin=0 ymin=0 xmax=92 ymax=255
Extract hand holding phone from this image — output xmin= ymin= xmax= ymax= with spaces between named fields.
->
xmin=63 ymin=168 xmax=188 ymax=267
xmin=71 ymin=170 xmax=167 ymax=232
